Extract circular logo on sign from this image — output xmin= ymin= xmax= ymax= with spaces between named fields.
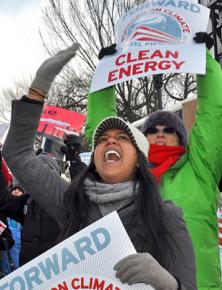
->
xmin=121 ymin=10 xmax=190 ymax=46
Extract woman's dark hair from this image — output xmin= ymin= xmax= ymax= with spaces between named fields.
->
xmin=134 ymin=151 xmax=177 ymax=265
xmin=61 ymin=150 xmax=176 ymax=267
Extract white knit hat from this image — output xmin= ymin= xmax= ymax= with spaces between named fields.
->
xmin=92 ymin=116 xmax=149 ymax=159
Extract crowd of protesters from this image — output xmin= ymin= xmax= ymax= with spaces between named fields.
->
xmin=0 ymin=134 xmax=86 ymax=275
xmin=0 ymin=32 xmax=220 ymax=290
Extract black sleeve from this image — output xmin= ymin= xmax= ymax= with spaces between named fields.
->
xmin=0 ymin=151 xmax=28 ymax=223
xmin=0 ymin=214 xmax=14 ymax=250
xmin=20 ymin=95 xmax=44 ymax=105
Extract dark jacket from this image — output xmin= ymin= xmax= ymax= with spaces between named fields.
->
xmin=0 ymin=154 xmax=61 ymax=266
xmin=0 ymin=214 xmax=14 ymax=251
xmin=19 ymin=196 xmax=61 ymax=265
xmin=0 ymin=213 xmax=15 ymax=277
xmin=0 ymin=161 xmax=15 ymax=276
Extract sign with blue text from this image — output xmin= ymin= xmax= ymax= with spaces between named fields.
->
xmin=90 ymin=0 xmax=210 ymax=93
xmin=0 ymin=212 xmax=154 ymax=290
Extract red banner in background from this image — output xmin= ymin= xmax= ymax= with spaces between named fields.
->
xmin=37 ymin=105 xmax=86 ymax=140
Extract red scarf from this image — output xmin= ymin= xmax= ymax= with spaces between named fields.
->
xmin=149 ymin=144 xmax=185 ymax=183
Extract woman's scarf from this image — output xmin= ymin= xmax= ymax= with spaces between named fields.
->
xmin=149 ymin=144 xmax=185 ymax=183
xmin=84 ymin=178 xmax=139 ymax=217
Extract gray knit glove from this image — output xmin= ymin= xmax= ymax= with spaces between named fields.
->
xmin=31 ymin=43 xmax=80 ymax=95
xmin=114 ymin=253 xmax=178 ymax=290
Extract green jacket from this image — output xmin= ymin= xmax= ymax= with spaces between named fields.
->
xmin=85 ymin=51 xmax=222 ymax=290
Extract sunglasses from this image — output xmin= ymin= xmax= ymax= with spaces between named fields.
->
xmin=145 ymin=127 xmax=176 ymax=135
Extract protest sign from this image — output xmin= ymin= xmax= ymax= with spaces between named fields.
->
xmin=37 ymin=105 xmax=85 ymax=140
xmin=90 ymin=0 xmax=210 ymax=93
xmin=80 ymin=152 xmax=92 ymax=166
xmin=0 ymin=212 xmax=154 ymax=290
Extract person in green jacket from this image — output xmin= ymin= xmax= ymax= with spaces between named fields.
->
xmin=85 ymin=33 xmax=222 ymax=290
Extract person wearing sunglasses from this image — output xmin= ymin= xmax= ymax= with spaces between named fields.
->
xmin=84 ymin=33 xmax=222 ymax=290
xmin=144 ymin=126 xmax=179 ymax=147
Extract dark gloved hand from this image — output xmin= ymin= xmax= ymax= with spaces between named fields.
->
xmin=193 ymin=32 xmax=214 ymax=50
xmin=98 ymin=44 xmax=117 ymax=60
xmin=35 ymin=148 xmax=43 ymax=156
xmin=114 ymin=253 xmax=178 ymax=290
xmin=30 ymin=43 xmax=80 ymax=95
xmin=60 ymin=134 xmax=82 ymax=161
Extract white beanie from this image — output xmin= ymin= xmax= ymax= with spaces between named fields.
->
xmin=92 ymin=116 xmax=149 ymax=159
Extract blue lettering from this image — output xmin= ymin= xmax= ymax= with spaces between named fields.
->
xmin=10 ymin=277 xmax=25 ymax=290
xmin=74 ymin=236 xmax=96 ymax=261
xmin=178 ymin=1 xmax=189 ymax=10
xmin=163 ymin=0 xmax=177 ymax=6
xmin=122 ymin=0 xmax=200 ymax=24
xmin=154 ymin=0 xmax=166 ymax=6
xmin=91 ymin=228 xmax=111 ymax=251
xmin=61 ymin=247 xmax=79 ymax=271
xmin=0 ymin=283 xmax=9 ymax=290
xmin=190 ymin=3 xmax=200 ymax=13
xmin=24 ymin=267 xmax=43 ymax=289
xmin=38 ymin=253 xmax=60 ymax=280
xmin=122 ymin=3 xmax=151 ymax=21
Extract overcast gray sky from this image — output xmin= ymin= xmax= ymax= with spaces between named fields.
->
xmin=0 ymin=0 xmax=47 ymax=89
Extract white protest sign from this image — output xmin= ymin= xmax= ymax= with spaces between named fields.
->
xmin=0 ymin=212 xmax=154 ymax=290
xmin=90 ymin=44 xmax=205 ymax=92
xmin=90 ymin=0 xmax=210 ymax=93
xmin=80 ymin=152 xmax=92 ymax=166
